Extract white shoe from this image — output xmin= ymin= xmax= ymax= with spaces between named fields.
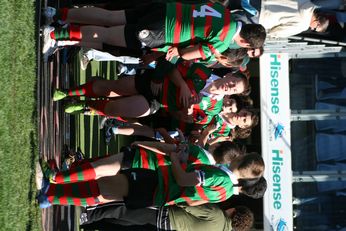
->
xmin=43 ymin=43 xmax=58 ymax=62
xmin=43 ymin=6 xmax=56 ymax=25
xmin=35 ymin=162 xmax=44 ymax=190
xmin=42 ymin=26 xmax=56 ymax=55
xmin=80 ymin=212 xmax=88 ymax=225
xmin=98 ymin=116 xmax=109 ymax=129
xmin=79 ymin=48 xmax=91 ymax=71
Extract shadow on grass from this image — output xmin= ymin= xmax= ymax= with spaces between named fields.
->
xmin=26 ymin=131 xmax=38 ymax=231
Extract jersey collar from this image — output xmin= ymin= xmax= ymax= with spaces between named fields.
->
xmin=218 ymin=166 xmax=239 ymax=195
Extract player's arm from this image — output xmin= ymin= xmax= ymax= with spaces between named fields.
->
xmin=196 ymin=123 xmax=217 ymax=147
xmin=179 ymin=46 xmax=204 ymax=60
xmin=166 ymin=46 xmax=203 ymax=61
xmin=169 ymin=151 xmax=201 ymax=187
xmin=207 ymin=136 xmax=233 ymax=145
xmin=167 ymin=68 xmax=191 ymax=108
xmin=155 ymin=127 xmax=176 ymax=144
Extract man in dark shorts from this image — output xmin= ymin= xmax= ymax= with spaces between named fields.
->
xmin=79 ymin=202 xmax=255 ymax=231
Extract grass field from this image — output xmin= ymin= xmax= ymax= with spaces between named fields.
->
xmin=0 ymin=1 xmax=41 ymax=231
xmin=0 ymin=1 xmax=138 ymax=230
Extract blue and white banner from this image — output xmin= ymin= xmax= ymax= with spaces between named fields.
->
xmin=260 ymin=53 xmax=292 ymax=231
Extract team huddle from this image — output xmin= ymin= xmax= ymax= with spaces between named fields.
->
xmin=37 ymin=0 xmax=332 ymax=230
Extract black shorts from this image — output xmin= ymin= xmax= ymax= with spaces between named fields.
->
xmin=121 ymin=168 xmax=158 ymax=209
xmin=135 ymin=70 xmax=160 ymax=114
xmin=120 ymin=146 xmax=135 ymax=169
xmin=124 ymin=3 xmax=166 ymax=50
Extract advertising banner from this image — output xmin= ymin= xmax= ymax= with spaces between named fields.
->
xmin=260 ymin=53 xmax=292 ymax=231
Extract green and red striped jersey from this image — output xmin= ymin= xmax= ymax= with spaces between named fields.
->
xmin=154 ymin=164 xmax=235 ymax=206
xmin=193 ymin=96 xmax=223 ymax=125
xmin=169 ymin=96 xmax=223 ymax=132
xmin=160 ymin=62 xmax=212 ymax=112
xmin=160 ymin=2 xmax=237 ymax=61
xmin=132 ymin=144 xmax=230 ymax=206
xmin=186 ymin=144 xmax=216 ymax=166
xmin=208 ymin=114 xmax=236 ymax=138
xmin=131 ymin=144 xmax=215 ymax=170
xmin=131 ymin=147 xmax=170 ymax=170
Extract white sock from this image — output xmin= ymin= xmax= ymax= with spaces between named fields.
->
xmin=56 ymin=40 xmax=79 ymax=47
xmin=112 ymin=127 xmax=119 ymax=135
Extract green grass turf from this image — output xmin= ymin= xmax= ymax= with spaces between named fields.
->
xmin=0 ymin=1 xmax=41 ymax=231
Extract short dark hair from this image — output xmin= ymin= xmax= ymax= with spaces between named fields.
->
xmin=240 ymin=24 xmax=266 ymax=48
xmin=239 ymin=176 xmax=267 ymax=199
xmin=220 ymin=47 xmax=264 ymax=68
xmin=237 ymin=152 xmax=264 ymax=178
xmin=213 ymin=141 xmax=246 ymax=164
xmin=230 ymin=206 xmax=254 ymax=231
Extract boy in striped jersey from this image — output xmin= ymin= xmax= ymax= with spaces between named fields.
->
xmin=203 ymin=108 xmax=258 ymax=145
xmin=40 ymin=140 xmax=244 ymax=185
xmin=100 ymin=93 xmax=243 ymax=143
xmin=102 ymin=93 xmax=251 ymax=145
xmin=42 ymin=3 xmax=266 ymax=62
xmin=37 ymin=146 xmax=264 ymax=208
xmin=54 ymin=60 xmax=249 ymax=121
xmin=192 ymin=94 xmax=251 ymax=126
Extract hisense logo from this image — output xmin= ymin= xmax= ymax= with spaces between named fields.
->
xmin=270 ymin=54 xmax=281 ymax=114
xmin=272 ymin=149 xmax=283 ymax=210
xmin=274 ymin=123 xmax=285 ymax=140
xmin=272 ymin=218 xmax=288 ymax=231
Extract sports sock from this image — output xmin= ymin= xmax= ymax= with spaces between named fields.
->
xmin=46 ymin=180 xmax=100 ymax=206
xmin=68 ymin=80 xmax=97 ymax=98
xmin=54 ymin=161 xmax=96 ymax=184
xmin=51 ymin=24 xmax=81 ymax=41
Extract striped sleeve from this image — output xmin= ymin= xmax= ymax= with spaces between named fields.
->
xmin=171 ymin=165 xmax=234 ymax=204
xmin=199 ymin=43 xmax=215 ymax=60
